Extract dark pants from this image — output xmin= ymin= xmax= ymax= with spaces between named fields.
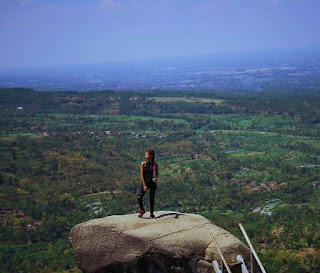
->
xmin=137 ymin=182 xmax=157 ymax=213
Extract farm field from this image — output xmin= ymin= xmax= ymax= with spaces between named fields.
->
xmin=151 ymin=96 xmax=225 ymax=104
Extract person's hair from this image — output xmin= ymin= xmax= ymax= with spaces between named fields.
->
xmin=145 ymin=148 xmax=155 ymax=163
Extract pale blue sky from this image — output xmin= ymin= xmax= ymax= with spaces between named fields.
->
xmin=1 ymin=0 xmax=319 ymax=69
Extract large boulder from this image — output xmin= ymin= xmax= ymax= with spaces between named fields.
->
xmin=69 ymin=211 xmax=250 ymax=273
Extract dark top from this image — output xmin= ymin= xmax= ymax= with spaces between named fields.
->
xmin=143 ymin=161 xmax=154 ymax=186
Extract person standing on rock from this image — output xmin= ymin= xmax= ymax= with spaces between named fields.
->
xmin=137 ymin=148 xmax=158 ymax=219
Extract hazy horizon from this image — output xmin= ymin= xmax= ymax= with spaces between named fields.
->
xmin=1 ymin=46 xmax=320 ymax=73
xmin=1 ymin=0 xmax=320 ymax=70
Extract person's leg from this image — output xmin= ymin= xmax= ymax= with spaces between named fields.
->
xmin=137 ymin=184 xmax=146 ymax=212
xmin=149 ymin=183 xmax=157 ymax=214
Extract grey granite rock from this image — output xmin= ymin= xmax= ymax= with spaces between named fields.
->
xmin=69 ymin=211 xmax=250 ymax=273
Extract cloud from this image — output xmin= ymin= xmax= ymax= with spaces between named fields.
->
xmin=250 ymin=0 xmax=290 ymax=6
xmin=0 ymin=0 xmax=33 ymax=11
xmin=16 ymin=0 xmax=33 ymax=5
xmin=97 ymin=0 xmax=121 ymax=11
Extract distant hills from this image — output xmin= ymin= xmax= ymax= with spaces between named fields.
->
xmin=1 ymin=48 xmax=319 ymax=92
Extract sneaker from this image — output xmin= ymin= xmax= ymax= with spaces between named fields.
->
xmin=149 ymin=213 xmax=156 ymax=219
xmin=138 ymin=210 xmax=145 ymax=218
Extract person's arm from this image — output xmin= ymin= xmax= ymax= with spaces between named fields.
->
xmin=140 ymin=162 xmax=148 ymax=191
xmin=155 ymin=162 xmax=159 ymax=180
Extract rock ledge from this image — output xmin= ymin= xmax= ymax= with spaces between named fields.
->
xmin=69 ymin=211 xmax=249 ymax=273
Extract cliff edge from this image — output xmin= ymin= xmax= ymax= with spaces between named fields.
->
xmin=69 ymin=211 xmax=250 ymax=273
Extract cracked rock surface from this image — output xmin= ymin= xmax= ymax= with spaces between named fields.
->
xmin=69 ymin=211 xmax=249 ymax=273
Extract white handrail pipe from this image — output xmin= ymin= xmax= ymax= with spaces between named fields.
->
xmin=210 ymin=234 xmax=232 ymax=273
xmin=236 ymin=254 xmax=249 ymax=273
xmin=238 ymin=223 xmax=267 ymax=273
xmin=212 ymin=260 xmax=222 ymax=273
